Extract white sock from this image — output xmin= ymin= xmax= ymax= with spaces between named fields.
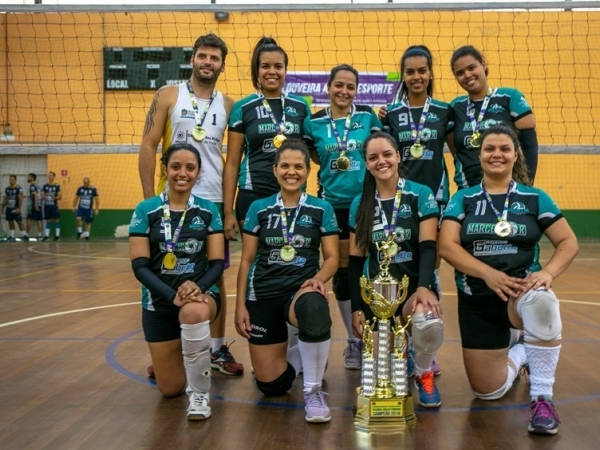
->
xmin=211 ymin=337 xmax=225 ymax=351
xmin=526 ymin=343 xmax=561 ymax=400
xmin=9 ymin=230 xmax=14 ymax=238
xmin=337 ymin=299 xmax=355 ymax=340
xmin=287 ymin=323 xmax=299 ymax=348
xmin=181 ymin=320 xmax=211 ymax=393
xmin=508 ymin=341 xmax=527 ymax=369
xmin=77 ymin=227 xmax=82 ymax=233
xmin=299 ymin=340 xmax=330 ymax=393
xmin=286 ymin=344 xmax=302 ymax=375
xmin=434 ymin=268 xmax=442 ymax=300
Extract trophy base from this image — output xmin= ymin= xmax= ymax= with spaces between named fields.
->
xmin=354 ymin=391 xmax=417 ymax=431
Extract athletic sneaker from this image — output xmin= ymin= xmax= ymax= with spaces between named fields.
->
xmin=528 ymin=396 xmax=560 ymax=435
xmin=414 ymin=371 xmax=441 ymax=408
xmin=42 ymin=236 xmax=49 ymax=241
xmin=187 ymin=392 xmax=211 ymax=420
xmin=53 ymin=236 xmax=60 ymax=241
xmin=304 ymin=387 xmax=331 ymax=423
xmin=343 ymin=339 xmax=363 ymax=370
xmin=22 ymin=235 xmax=29 ymax=241
xmin=431 ymin=358 xmax=441 ymax=376
xmin=77 ymin=232 xmax=82 ymax=239
xmin=84 ymin=236 xmax=90 ymax=241
xmin=211 ymin=342 xmax=244 ymax=376
xmin=6 ymin=236 xmax=16 ymax=242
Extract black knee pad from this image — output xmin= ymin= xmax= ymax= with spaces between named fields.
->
xmin=294 ymin=292 xmax=332 ymax=343
xmin=332 ymin=267 xmax=350 ymax=300
xmin=255 ymin=362 xmax=296 ymax=396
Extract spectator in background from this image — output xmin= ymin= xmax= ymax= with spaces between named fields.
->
xmin=73 ymin=177 xmax=99 ymax=240
xmin=42 ymin=171 xmax=62 ymax=241
xmin=26 ymin=173 xmax=43 ymax=240
xmin=2 ymin=175 xmax=27 ymax=241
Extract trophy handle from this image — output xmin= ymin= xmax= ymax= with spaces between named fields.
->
xmin=395 ymin=274 xmax=410 ymax=304
xmin=359 ymin=275 xmax=373 ymax=305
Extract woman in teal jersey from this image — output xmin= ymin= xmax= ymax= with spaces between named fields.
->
xmin=235 ymin=140 xmax=339 ymax=423
xmin=223 ymin=37 xmax=310 ymax=241
xmin=440 ymin=123 xmax=578 ymax=435
xmin=348 ymin=132 xmax=443 ymax=408
xmin=129 ymin=143 xmax=225 ymax=421
xmin=382 ymin=45 xmax=451 ymax=375
xmin=448 ymin=45 xmax=538 ymax=189
xmin=304 ymin=64 xmax=382 ymax=370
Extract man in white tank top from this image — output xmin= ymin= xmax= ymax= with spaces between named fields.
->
xmin=139 ymin=34 xmax=243 ymax=378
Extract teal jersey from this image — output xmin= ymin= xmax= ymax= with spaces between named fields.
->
xmin=129 ymin=194 xmax=224 ymax=311
xmin=442 ymin=183 xmax=562 ymax=296
xmin=382 ymin=97 xmax=451 ymax=203
xmin=349 ymin=179 xmax=439 ymax=294
xmin=243 ymin=193 xmax=339 ymax=300
xmin=229 ymin=93 xmax=311 ymax=196
xmin=450 ymin=87 xmax=533 ymax=189
xmin=304 ymin=104 xmax=382 ymax=208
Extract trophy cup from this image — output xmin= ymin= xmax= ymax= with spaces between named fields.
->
xmin=354 ymin=236 xmax=416 ymax=430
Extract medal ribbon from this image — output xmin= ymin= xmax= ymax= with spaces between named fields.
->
xmin=467 ymin=87 xmax=496 ymax=135
xmin=480 ymin=180 xmax=514 ymax=224
xmin=405 ymin=96 xmax=431 ymax=144
xmin=186 ymin=81 xmax=216 ymax=129
xmin=277 ymin=192 xmax=307 ymax=246
xmin=375 ymin=178 xmax=405 ymax=240
xmin=162 ymin=192 xmax=193 ymax=255
xmin=259 ymin=92 xmax=286 ymax=136
xmin=327 ymin=105 xmax=353 ymax=152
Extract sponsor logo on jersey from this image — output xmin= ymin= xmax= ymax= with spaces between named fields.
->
xmin=291 ymin=234 xmax=311 ymax=248
xmin=130 ymin=212 xmax=142 ymax=227
xmin=265 ymin=237 xmax=286 ymax=246
xmin=397 ymin=204 xmax=413 ymax=218
xmin=262 ymin=139 xmax=276 ymax=153
xmin=190 ymin=216 xmax=206 ymax=230
xmin=488 ymin=104 xmax=505 ymax=113
xmin=284 ymin=106 xmax=299 ymax=117
xmin=509 ymin=202 xmax=529 ymax=215
xmin=378 ymin=250 xmax=412 ymax=263
xmin=473 ymin=240 xmax=518 ymax=256
xmin=329 ymin=158 xmax=361 ymax=173
xmin=427 ymin=112 xmax=440 ymax=122
xmin=393 ymin=227 xmax=412 ymax=242
xmin=268 ymin=249 xmax=307 ymax=266
xmin=351 ymin=122 xmax=364 ymax=130
xmin=297 ymin=215 xmax=313 ymax=226
xmin=180 ymin=109 xmax=196 ymax=120
xmin=161 ymin=257 xmax=196 ymax=274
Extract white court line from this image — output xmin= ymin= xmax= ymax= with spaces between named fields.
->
xmin=0 ymin=302 xmax=138 ymax=329
xmin=2 ymin=298 xmax=599 ymax=331
xmin=27 ymin=245 xmax=128 ymax=260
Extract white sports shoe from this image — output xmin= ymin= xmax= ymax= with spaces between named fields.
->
xmin=187 ymin=392 xmax=211 ymax=420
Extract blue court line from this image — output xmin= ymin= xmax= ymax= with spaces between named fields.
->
xmin=105 ymin=329 xmax=600 ymax=414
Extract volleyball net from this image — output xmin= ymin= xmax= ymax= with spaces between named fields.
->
xmin=0 ymin=3 xmax=599 ymax=237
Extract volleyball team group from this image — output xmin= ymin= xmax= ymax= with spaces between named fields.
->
xmin=131 ymin=33 xmax=578 ymax=435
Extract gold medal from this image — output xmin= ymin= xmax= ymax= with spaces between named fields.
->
xmin=494 ymin=220 xmax=512 ymax=238
xmin=409 ymin=143 xmax=424 ymax=159
xmin=280 ymin=245 xmax=296 ymax=262
xmin=191 ymin=127 xmax=207 ymax=142
xmin=387 ymin=241 xmax=398 ymax=257
xmin=336 ymin=152 xmax=350 ymax=171
xmin=163 ymin=252 xmax=178 ymax=269
xmin=470 ymin=132 xmax=481 ymax=148
xmin=273 ymin=134 xmax=287 ymax=148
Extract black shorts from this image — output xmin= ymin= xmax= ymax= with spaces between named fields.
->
xmin=458 ymin=290 xmax=512 ymax=350
xmin=334 ymin=208 xmax=350 ymax=240
xmin=28 ymin=209 xmax=43 ymax=221
xmin=5 ymin=208 xmax=22 ymax=222
xmin=142 ymin=291 xmax=221 ymax=343
xmin=44 ymin=205 xmax=60 ymax=220
xmin=235 ymin=189 xmax=266 ymax=222
xmin=246 ymin=293 xmax=295 ymax=345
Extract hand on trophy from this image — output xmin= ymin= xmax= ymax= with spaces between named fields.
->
xmin=352 ymin=310 xmax=366 ymax=339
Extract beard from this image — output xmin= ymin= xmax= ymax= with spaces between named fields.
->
xmin=192 ymin=64 xmax=220 ymax=85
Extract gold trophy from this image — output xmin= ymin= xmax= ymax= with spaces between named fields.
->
xmin=355 ymin=236 xmax=416 ymax=430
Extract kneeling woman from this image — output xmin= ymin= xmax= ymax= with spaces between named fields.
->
xmin=439 ymin=123 xmax=578 ymax=435
xmin=129 ymin=143 xmax=225 ymax=421
xmin=348 ymin=132 xmax=444 ymax=408
xmin=235 ymin=140 xmax=339 ymax=423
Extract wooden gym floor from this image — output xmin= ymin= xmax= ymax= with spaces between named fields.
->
xmin=0 ymin=239 xmax=599 ymax=450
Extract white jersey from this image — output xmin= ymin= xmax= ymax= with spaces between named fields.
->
xmin=160 ymin=83 xmax=227 ymax=202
